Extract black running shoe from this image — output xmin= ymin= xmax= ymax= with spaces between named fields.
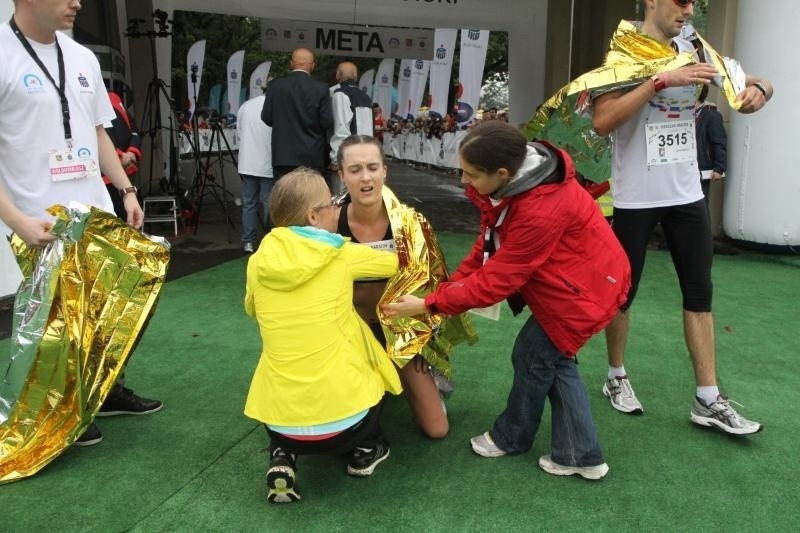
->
xmin=98 ymin=385 xmax=163 ymax=416
xmin=346 ymin=441 xmax=390 ymax=477
xmin=266 ymin=449 xmax=300 ymax=504
xmin=74 ymin=422 xmax=103 ymax=447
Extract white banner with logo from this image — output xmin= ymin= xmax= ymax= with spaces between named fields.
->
xmin=248 ymin=60 xmax=272 ymax=99
xmin=396 ymin=59 xmax=413 ymax=119
xmin=383 ymin=130 xmax=466 ymax=169
xmin=260 ymin=19 xmax=433 ymax=59
xmin=359 ymin=68 xmax=375 ymax=99
xmin=457 ymin=29 xmax=490 ymax=125
xmin=186 ymin=40 xmax=206 ymax=118
xmin=226 ymin=50 xmax=245 ymax=115
xmin=429 ymin=29 xmax=457 ymax=117
xmin=373 ymin=58 xmax=395 ymax=121
xmin=406 ymin=59 xmax=431 ymax=120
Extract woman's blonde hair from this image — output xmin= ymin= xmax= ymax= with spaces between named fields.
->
xmin=268 ymin=167 xmax=328 ymax=227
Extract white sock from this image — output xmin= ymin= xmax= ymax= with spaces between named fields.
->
xmin=608 ymin=366 xmax=627 ymax=380
xmin=697 ymin=386 xmax=720 ymax=405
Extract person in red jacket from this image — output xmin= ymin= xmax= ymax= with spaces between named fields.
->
xmin=382 ymin=121 xmax=631 ymax=480
xmin=103 ymin=90 xmax=142 ymax=219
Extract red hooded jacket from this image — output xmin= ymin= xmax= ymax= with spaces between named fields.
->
xmin=425 ymin=144 xmax=630 ymax=356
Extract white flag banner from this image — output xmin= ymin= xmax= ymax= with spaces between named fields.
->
xmin=374 ymin=58 xmax=395 ymax=121
xmin=429 ymin=29 xmax=458 ymax=117
xmin=396 ymin=59 xmax=413 ymax=119
xmin=406 ymin=59 xmax=431 ymax=120
xmin=457 ymin=29 xmax=490 ymax=125
xmin=186 ymin=40 xmax=206 ymax=118
xmin=248 ymin=61 xmax=272 ymax=99
xmin=359 ymin=69 xmax=376 ymax=99
xmin=226 ymin=50 xmax=245 ymax=115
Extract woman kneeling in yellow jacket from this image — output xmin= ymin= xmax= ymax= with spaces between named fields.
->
xmin=243 ymin=168 xmax=402 ymax=504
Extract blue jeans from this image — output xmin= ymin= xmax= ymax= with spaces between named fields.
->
xmin=491 ymin=315 xmax=605 ymax=467
xmin=241 ymin=174 xmax=274 ymax=244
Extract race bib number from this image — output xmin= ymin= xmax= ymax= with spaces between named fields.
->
xmin=364 ymin=238 xmax=395 ymax=252
xmin=49 ymin=148 xmax=99 ymax=182
xmin=645 ymin=120 xmax=696 ymax=166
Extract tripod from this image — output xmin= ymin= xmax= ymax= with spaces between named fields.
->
xmin=186 ymin=118 xmax=238 ymax=240
xmin=126 ymin=11 xmax=181 ymax=197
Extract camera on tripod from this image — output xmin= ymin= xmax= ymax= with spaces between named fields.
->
xmin=153 ymin=10 xmax=172 ymax=37
xmin=125 ymin=10 xmax=172 ymax=39
xmin=200 ymin=108 xmax=222 ymax=128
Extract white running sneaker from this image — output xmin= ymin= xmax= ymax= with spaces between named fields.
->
xmin=690 ymin=395 xmax=763 ymax=435
xmin=538 ymin=455 xmax=609 ymax=480
xmin=603 ymin=376 xmax=643 ymax=414
xmin=470 ymin=431 xmax=507 ymax=457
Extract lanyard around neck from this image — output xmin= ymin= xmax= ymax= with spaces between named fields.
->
xmin=9 ymin=16 xmax=72 ymax=143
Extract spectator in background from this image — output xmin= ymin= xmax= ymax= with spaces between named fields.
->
xmin=238 ymin=88 xmax=274 ymax=253
xmin=103 ymin=90 xmax=142 ymax=220
xmin=372 ymin=103 xmax=385 ymax=142
xmin=262 ymin=48 xmax=333 ymax=180
xmin=444 ymin=112 xmax=456 ymax=133
xmin=328 ymin=61 xmax=373 ymax=190
xmin=695 ymin=85 xmax=727 ymax=209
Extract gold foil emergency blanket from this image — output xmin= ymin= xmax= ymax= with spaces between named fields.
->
xmin=524 ymin=20 xmax=746 ymax=182
xmin=377 ymin=187 xmax=477 ymax=378
xmin=0 ymin=205 xmax=170 ymax=484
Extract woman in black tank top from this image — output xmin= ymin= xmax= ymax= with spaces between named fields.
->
xmin=335 ymin=135 xmax=449 ymax=439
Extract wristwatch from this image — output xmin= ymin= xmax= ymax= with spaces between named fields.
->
xmin=119 ymin=185 xmax=138 ymax=198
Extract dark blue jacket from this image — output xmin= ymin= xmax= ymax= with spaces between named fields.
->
xmin=695 ymin=103 xmax=727 ymax=174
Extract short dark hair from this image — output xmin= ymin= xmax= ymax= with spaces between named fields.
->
xmin=459 ymin=121 xmax=528 ymax=176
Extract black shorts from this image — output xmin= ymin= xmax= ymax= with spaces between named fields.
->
xmin=612 ymin=199 xmax=713 ymax=312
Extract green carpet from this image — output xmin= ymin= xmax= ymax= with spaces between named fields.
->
xmin=2 ymin=232 xmax=799 ymax=532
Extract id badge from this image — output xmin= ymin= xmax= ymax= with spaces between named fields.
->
xmin=468 ymin=302 xmax=501 ymax=321
xmin=49 ymin=148 xmax=99 ymax=182
xmin=645 ymin=120 xmax=696 ymax=166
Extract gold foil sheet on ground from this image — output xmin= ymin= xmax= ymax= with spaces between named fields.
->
xmin=524 ymin=20 xmax=746 ymax=182
xmin=377 ymin=187 xmax=478 ymax=378
xmin=0 ymin=205 xmax=170 ymax=484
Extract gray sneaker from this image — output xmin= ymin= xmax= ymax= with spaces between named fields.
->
xmin=690 ymin=395 xmax=763 ymax=435
xmin=538 ymin=455 xmax=609 ymax=480
xmin=603 ymin=376 xmax=643 ymax=414
xmin=470 ymin=431 xmax=506 ymax=457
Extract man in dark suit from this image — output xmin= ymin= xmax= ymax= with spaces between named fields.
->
xmin=261 ymin=48 xmax=334 ymax=180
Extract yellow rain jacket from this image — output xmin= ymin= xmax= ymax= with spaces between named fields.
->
xmin=244 ymin=226 xmax=402 ymax=427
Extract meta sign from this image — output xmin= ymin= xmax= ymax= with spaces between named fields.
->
xmin=261 ymin=19 xmax=434 ymax=59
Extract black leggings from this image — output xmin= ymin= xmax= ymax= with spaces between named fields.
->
xmin=266 ymin=399 xmax=386 ymax=456
xmin=613 ymin=200 xmax=713 ymax=312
